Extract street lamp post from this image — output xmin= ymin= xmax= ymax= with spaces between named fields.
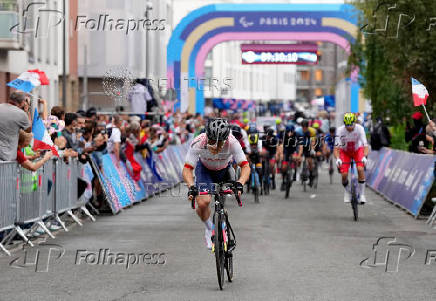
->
xmin=145 ymin=1 xmax=153 ymax=79
xmin=62 ymin=0 xmax=66 ymax=108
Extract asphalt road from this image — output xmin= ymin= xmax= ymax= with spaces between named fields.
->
xmin=0 ymin=166 xmax=435 ymax=301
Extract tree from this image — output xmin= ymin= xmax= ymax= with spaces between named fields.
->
xmin=349 ymin=0 xmax=436 ymax=124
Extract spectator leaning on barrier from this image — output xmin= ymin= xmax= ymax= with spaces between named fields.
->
xmin=0 ymin=92 xmax=32 ymax=161
xmin=62 ymin=113 xmax=80 ymax=151
xmin=371 ymin=117 xmax=391 ymax=151
xmin=424 ymin=118 xmax=436 ymax=154
xmin=406 ymin=112 xmax=429 ymax=154
xmin=17 ymin=130 xmax=52 ymax=171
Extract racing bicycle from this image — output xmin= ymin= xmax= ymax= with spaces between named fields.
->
xmin=192 ymin=182 xmax=242 ymax=290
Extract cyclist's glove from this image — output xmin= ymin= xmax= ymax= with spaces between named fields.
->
xmin=188 ymin=185 xmax=198 ymax=199
xmin=235 ymin=181 xmax=244 ymax=195
xmin=362 ymin=156 xmax=368 ymax=166
xmin=336 ymin=158 xmax=342 ymax=168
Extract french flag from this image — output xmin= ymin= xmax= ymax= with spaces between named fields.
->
xmin=32 ymin=108 xmax=59 ymax=157
xmin=411 ymin=78 xmax=429 ymax=106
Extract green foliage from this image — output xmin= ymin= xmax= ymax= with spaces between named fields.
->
xmin=389 ymin=124 xmax=409 ymax=151
xmin=350 ymin=0 xmax=436 ymax=123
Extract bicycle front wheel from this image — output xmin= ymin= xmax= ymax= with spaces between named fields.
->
xmin=214 ymin=212 xmax=225 ymax=290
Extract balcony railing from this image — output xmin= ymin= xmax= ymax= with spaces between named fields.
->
xmin=0 ymin=0 xmax=21 ymax=49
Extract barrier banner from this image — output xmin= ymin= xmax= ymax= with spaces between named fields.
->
xmin=97 ymin=154 xmax=135 ymax=213
xmin=366 ymin=148 xmax=435 ymax=217
xmin=92 ymin=143 xmax=188 ymax=214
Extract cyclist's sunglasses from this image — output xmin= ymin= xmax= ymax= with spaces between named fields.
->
xmin=345 ymin=123 xmax=355 ymax=127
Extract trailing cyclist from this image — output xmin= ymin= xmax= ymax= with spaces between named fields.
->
xmin=323 ymin=127 xmax=336 ymax=161
xmin=334 ymin=113 xmax=369 ymax=204
xmin=182 ymin=118 xmax=250 ymax=249
xmin=281 ymin=125 xmax=302 ymax=193
xmin=261 ymin=127 xmax=279 ymax=190
xmin=298 ymin=120 xmax=318 ymax=187
xmin=246 ymin=127 xmax=263 ymax=191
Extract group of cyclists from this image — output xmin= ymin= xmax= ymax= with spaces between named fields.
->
xmin=182 ymin=112 xmax=369 ymax=249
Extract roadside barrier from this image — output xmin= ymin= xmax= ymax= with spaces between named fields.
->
xmin=366 ymin=148 xmax=435 ymax=217
xmin=0 ymin=158 xmax=95 ymax=256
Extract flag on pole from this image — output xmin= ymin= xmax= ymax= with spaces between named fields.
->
xmin=32 ymin=108 xmax=52 ymax=144
xmin=7 ymin=69 xmax=49 ymax=93
xmin=411 ymin=78 xmax=429 ymax=106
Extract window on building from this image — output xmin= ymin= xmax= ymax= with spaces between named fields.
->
xmin=298 ymin=70 xmax=310 ymax=81
xmin=315 ymin=70 xmax=323 ymax=81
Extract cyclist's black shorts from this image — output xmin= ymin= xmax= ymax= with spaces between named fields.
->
xmin=248 ymin=150 xmax=262 ymax=165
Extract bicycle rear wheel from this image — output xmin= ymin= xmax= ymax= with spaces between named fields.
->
xmin=254 ymin=172 xmax=260 ymax=203
xmin=214 ymin=212 xmax=225 ymax=289
xmin=351 ymin=184 xmax=358 ymax=221
xmin=329 ymin=158 xmax=334 ymax=184
xmin=301 ymin=160 xmax=307 ymax=192
xmin=225 ymin=254 xmax=233 ymax=282
xmin=285 ymin=172 xmax=291 ymax=199
xmin=313 ymin=161 xmax=318 ymax=190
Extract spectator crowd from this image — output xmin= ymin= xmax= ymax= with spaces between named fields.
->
xmin=0 ymin=91 xmax=208 ymax=211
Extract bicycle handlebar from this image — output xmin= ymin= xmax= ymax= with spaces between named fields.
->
xmin=194 ymin=181 xmax=243 ymax=208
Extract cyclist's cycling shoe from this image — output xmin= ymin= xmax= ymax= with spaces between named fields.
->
xmin=205 ymin=228 xmax=213 ymax=250
xmin=344 ymin=190 xmax=351 ymax=203
xmin=359 ymin=195 xmax=367 ymax=205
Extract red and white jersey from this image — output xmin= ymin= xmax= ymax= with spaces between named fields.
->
xmin=184 ymin=133 xmax=248 ymax=171
xmin=335 ymin=124 xmax=368 ymax=153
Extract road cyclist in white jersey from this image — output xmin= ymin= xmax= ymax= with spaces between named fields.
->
xmin=334 ymin=113 xmax=370 ymax=204
xmin=182 ymin=118 xmax=250 ymax=249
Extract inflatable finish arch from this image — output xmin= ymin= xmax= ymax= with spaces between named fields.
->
xmin=167 ymin=3 xmax=360 ymax=114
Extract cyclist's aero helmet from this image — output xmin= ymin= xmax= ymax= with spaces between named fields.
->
xmin=206 ymin=118 xmax=230 ymax=141
xmin=248 ymin=133 xmax=259 ymax=145
xmin=285 ymin=124 xmax=295 ymax=133
xmin=343 ymin=113 xmax=356 ymax=126
xmin=230 ymin=124 xmax=243 ymax=140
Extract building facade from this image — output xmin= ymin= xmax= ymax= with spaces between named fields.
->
xmin=296 ymin=42 xmax=348 ymax=103
xmin=77 ymin=0 xmax=172 ymax=111
xmin=0 ymin=0 xmax=78 ymax=111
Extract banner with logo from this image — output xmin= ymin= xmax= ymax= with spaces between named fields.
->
xmin=366 ymin=148 xmax=435 ymax=217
